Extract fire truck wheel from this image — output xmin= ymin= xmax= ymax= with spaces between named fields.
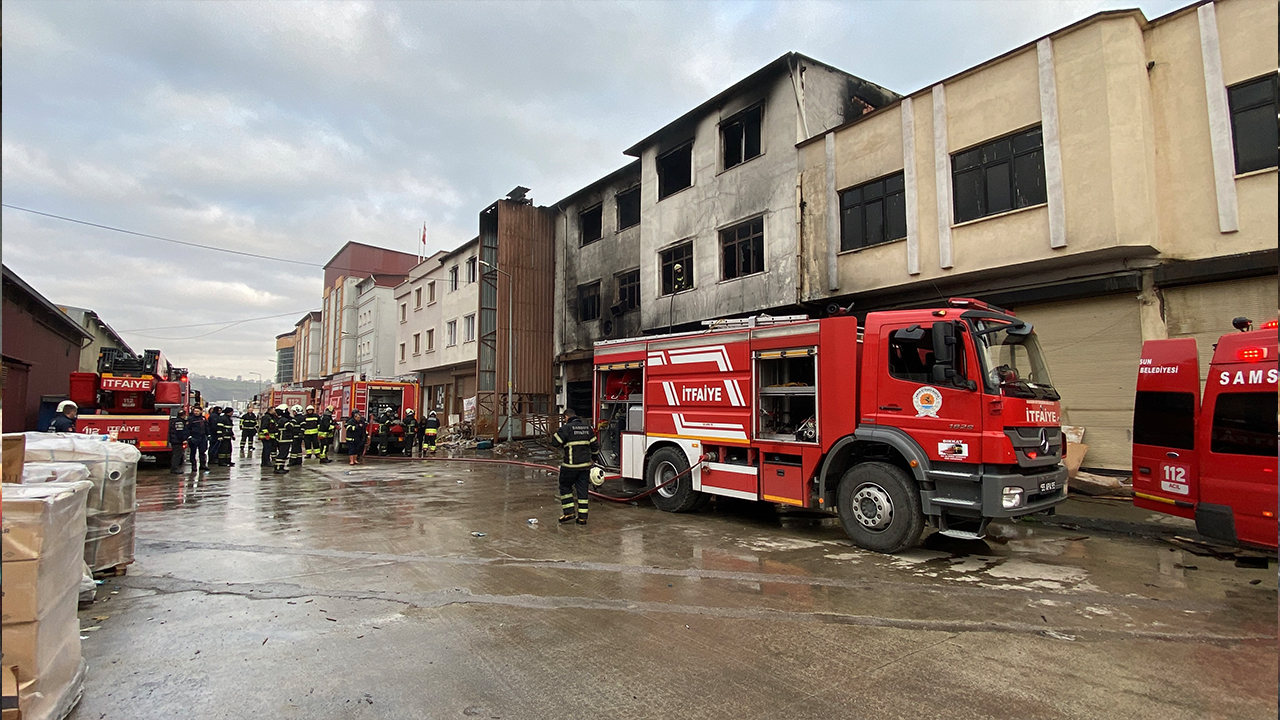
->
xmin=836 ymin=462 xmax=924 ymax=554
xmin=647 ymin=446 xmax=702 ymax=513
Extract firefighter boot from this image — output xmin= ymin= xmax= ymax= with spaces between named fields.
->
xmin=576 ymin=498 xmax=588 ymax=525
xmin=557 ymin=493 xmax=576 ymax=523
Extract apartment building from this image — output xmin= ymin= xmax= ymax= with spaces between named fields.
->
xmin=553 ymin=53 xmax=898 ymax=408
xmin=318 ymin=242 xmax=417 ymax=380
xmin=796 ymin=0 xmax=1276 ymax=468
xmin=290 ymin=311 xmax=322 ymax=383
xmin=394 ymin=239 xmax=482 ymax=418
xmin=354 ymin=274 xmax=404 ymax=380
xmin=274 ymin=332 xmax=295 ymax=385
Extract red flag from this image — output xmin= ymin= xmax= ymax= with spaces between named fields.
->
xmin=421 ymin=223 xmax=427 ymax=257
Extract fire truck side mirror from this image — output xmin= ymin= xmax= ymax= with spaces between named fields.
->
xmin=931 ymin=321 xmax=956 ymax=364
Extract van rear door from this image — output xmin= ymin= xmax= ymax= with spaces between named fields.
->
xmin=1132 ymin=339 xmax=1200 ymax=519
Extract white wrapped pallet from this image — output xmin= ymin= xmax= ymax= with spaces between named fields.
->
xmin=20 ymin=432 xmax=139 ymax=515
xmin=21 ymin=463 xmax=91 ymax=486
xmin=2 ymin=481 xmax=92 ymax=720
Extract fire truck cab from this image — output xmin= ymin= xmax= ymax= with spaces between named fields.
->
xmin=1132 ymin=318 xmax=1278 ymax=549
xmin=593 ymin=299 xmax=1067 ymax=553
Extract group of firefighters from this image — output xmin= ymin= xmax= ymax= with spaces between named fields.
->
xmin=49 ymin=395 xmax=603 ymax=526
xmin=165 ymin=403 xmax=443 ymax=474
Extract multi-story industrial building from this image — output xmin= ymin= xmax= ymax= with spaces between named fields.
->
xmin=318 ymin=242 xmax=417 ymax=381
xmin=552 ymin=0 xmax=1276 ymax=470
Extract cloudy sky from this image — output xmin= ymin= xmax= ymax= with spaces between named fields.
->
xmin=3 ymin=0 xmax=1185 ymax=379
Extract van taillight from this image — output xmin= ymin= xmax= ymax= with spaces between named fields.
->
xmin=1237 ymin=347 xmax=1270 ymax=361
xmin=1262 ymin=320 xmax=1278 ymax=330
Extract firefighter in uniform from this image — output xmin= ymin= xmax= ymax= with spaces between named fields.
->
xmin=345 ymin=411 xmax=367 ymax=465
xmin=259 ymin=406 xmax=278 ymax=469
xmin=401 ymin=409 xmax=419 ymax=456
xmin=302 ymin=405 xmax=320 ymax=461
xmin=239 ymin=406 xmax=258 ymax=456
xmin=47 ymin=400 xmax=78 ymax=433
xmin=208 ymin=406 xmax=226 ymax=466
xmin=317 ymin=406 xmax=335 ymax=463
xmin=216 ymin=407 xmax=236 ymax=466
xmin=273 ymin=404 xmax=293 ymax=474
xmin=551 ymin=408 xmax=599 ymax=525
xmin=288 ymin=405 xmax=305 ymax=466
xmin=168 ymin=408 xmax=189 ymax=474
xmin=188 ymin=407 xmax=210 ymax=472
xmin=423 ymin=410 xmax=440 ymax=453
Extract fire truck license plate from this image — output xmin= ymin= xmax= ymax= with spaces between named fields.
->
xmin=119 ymin=438 xmax=137 ymax=445
xmin=1039 ymin=480 xmax=1059 ymax=493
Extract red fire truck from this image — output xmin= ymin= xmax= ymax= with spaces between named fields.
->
xmin=1132 ymin=317 xmax=1278 ymax=550
xmin=593 ymin=299 xmax=1067 ymax=553
xmin=322 ymin=375 xmax=419 ymax=443
xmin=69 ymin=348 xmax=195 ymax=460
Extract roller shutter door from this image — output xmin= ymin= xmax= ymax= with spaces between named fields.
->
xmin=1011 ymin=295 xmax=1143 ymax=471
xmin=1163 ymin=276 xmax=1278 ymax=387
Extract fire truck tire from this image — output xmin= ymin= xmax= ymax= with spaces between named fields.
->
xmin=646 ymin=447 xmax=702 ymax=513
xmin=836 ymin=462 xmax=924 ymax=554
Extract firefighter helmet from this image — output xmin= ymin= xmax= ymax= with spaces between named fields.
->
xmin=276 ymin=404 xmax=288 ymax=412
xmin=589 ymin=466 xmax=606 ymax=487
xmin=291 ymin=405 xmax=303 ymax=414
xmin=57 ymin=400 xmax=77 ymax=413
xmin=306 ymin=405 xmax=314 ymax=412
xmin=405 ymin=409 xmax=414 ymax=415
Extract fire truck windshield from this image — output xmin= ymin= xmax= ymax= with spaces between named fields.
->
xmin=970 ymin=320 xmax=1059 ymax=401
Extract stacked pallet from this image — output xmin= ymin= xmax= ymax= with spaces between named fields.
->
xmin=1 ymin=481 xmax=92 ymax=720
xmin=20 ymin=434 xmax=139 ymax=575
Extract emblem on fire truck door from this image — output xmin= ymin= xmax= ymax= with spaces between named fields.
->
xmin=912 ymin=386 xmax=943 ymax=418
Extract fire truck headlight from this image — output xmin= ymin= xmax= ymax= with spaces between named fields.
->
xmin=1002 ymin=487 xmax=1024 ymax=510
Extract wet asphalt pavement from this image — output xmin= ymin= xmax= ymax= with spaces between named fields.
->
xmin=70 ymin=448 xmax=1276 ymax=720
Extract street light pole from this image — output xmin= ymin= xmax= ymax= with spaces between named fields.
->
xmin=479 ymin=259 xmax=514 ymax=443
xmin=248 ymin=371 xmax=263 ymax=405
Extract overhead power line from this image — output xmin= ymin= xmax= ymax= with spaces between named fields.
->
xmin=119 ymin=310 xmax=315 ymax=333
xmin=3 ymin=203 xmax=325 ymax=268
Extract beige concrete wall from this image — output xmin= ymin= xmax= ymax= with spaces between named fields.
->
xmin=801 ymin=0 xmax=1275 ymax=301
xmin=1164 ymin=275 xmax=1279 ymax=385
xmin=1146 ymin=0 xmax=1277 ymax=261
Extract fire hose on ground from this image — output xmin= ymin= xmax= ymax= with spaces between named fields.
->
xmin=356 ymin=453 xmax=707 ymax=503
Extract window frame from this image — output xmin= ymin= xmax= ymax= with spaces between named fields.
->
xmin=839 ymin=172 xmax=907 ymax=253
xmin=414 ymin=287 xmax=423 ymax=309
xmin=425 ymin=328 xmax=434 ymax=352
xmin=657 ymin=141 xmax=694 ymax=200
xmin=446 ymin=319 xmax=457 ymax=347
xmin=398 ymin=342 xmax=406 ymax=362
xmin=466 ymin=257 xmax=478 ymax=284
xmin=399 ymin=303 xmax=407 ymax=323
xmin=463 ymin=313 xmax=476 ymax=342
xmin=719 ymin=216 xmax=765 ymax=281
xmin=616 ymin=268 xmax=640 ymax=314
xmin=413 ymin=332 xmax=421 ymax=355
xmin=427 ymin=281 xmax=436 ymax=304
xmin=577 ymin=280 xmax=602 ymax=323
xmin=579 ymin=204 xmax=604 ymax=246
xmin=951 ymin=125 xmax=1047 ymax=224
xmin=659 ymin=241 xmax=694 ymax=296
xmin=1228 ymin=73 xmax=1279 ymax=175
xmin=721 ymin=104 xmax=764 ymax=172
xmin=616 ymin=186 xmax=641 ymax=230
xmin=449 ymin=266 xmax=459 ymax=292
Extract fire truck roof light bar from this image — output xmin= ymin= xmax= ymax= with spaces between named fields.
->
xmin=948 ymin=297 xmax=1014 ymax=316
xmin=701 ymin=314 xmax=810 ymax=330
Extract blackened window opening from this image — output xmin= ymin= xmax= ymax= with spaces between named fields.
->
xmin=952 ymin=126 xmax=1047 ymax=224
xmin=720 ymin=217 xmax=764 ymax=280
xmin=1228 ymin=74 xmax=1279 ymax=174
xmin=722 ymin=106 xmax=763 ymax=170
xmin=660 ymin=242 xmax=693 ymax=296
xmin=617 ymin=270 xmax=640 ymax=313
xmin=577 ymin=281 xmax=601 ymax=322
xmin=616 ymin=187 xmax=640 ymax=230
xmin=840 ymin=173 xmax=906 ymax=252
xmin=580 ymin=204 xmax=603 ymax=246
xmin=657 ymin=143 xmax=693 ymax=200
